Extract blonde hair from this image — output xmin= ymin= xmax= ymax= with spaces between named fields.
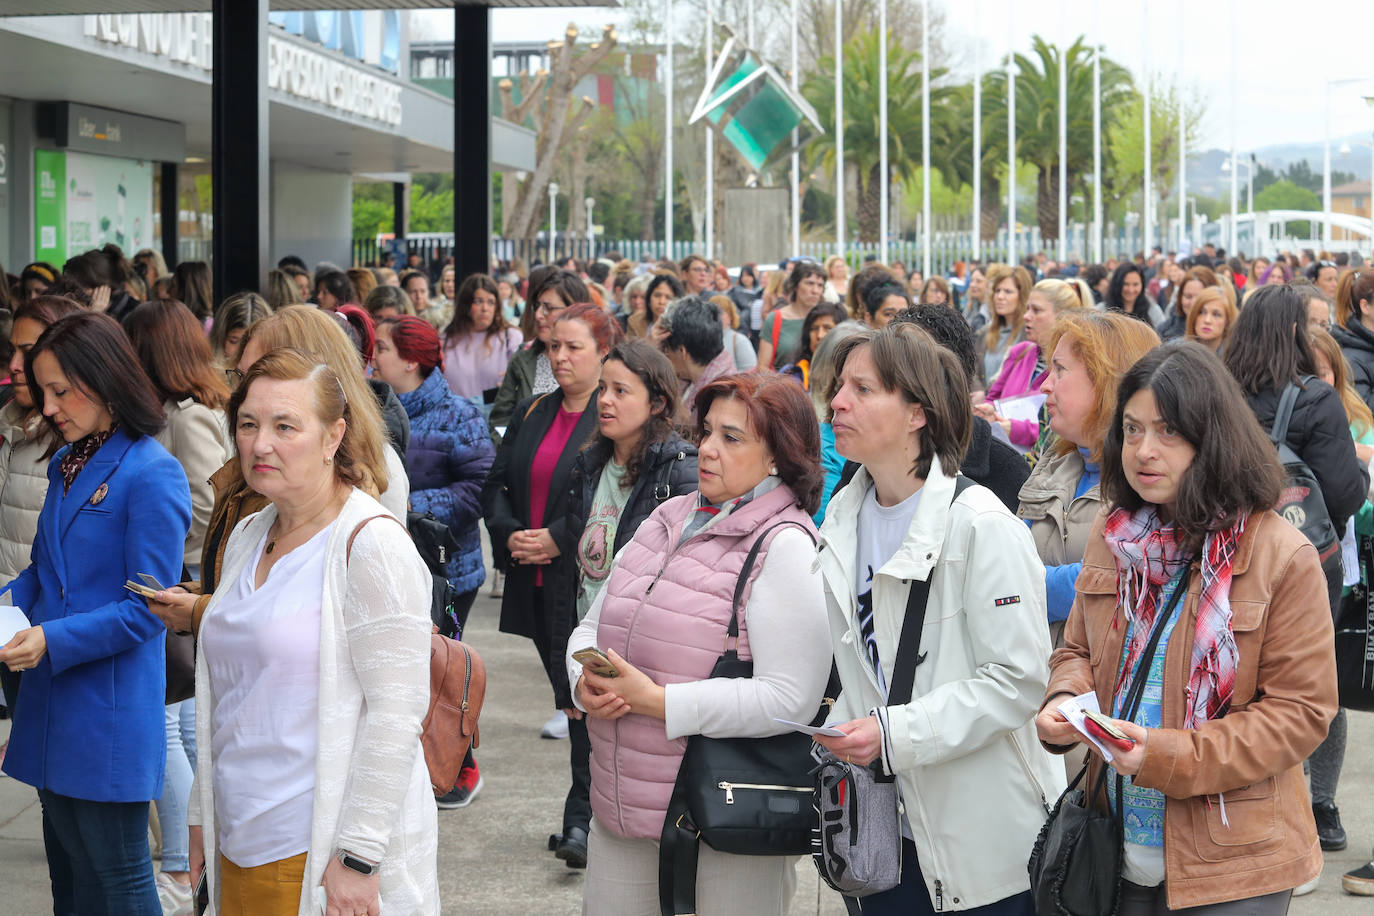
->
xmin=347 ymin=267 xmax=378 ymax=303
xmin=983 ymin=264 xmax=1032 ymax=351
xmin=1309 ymin=327 xmax=1374 ymax=438
xmin=710 ymin=294 xmax=740 ymax=329
xmin=1184 ymin=287 xmax=1238 ymax=344
xmin=236 ymin=305 xmax=389 ymax=495
xmin=267 ymin=269 xmax=304 ymax=310
xmin=824 ymin=255 xmax=847 ymax=275
xmin=1032 ymin=278 xmax=1089 ymax=315
xmin=1044 ymin=310 xmax=1162 ymax=461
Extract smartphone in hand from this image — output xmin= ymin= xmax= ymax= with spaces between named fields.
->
xmin=573 ymin=647 xmax=620 ymax=678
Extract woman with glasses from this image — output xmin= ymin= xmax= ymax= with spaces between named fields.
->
xmin=489 ymin=269 xmax=589 ymax=440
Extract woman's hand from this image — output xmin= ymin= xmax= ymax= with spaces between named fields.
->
xmin=593 ymin=648 xmax=665 ymax=719
xmin=148 ymin=587 xmax=197 ymax=633
xmin=1356 ymin=442 xmax=1374 ymax=465
xmin=523 ymin=528 xmax=561 ymax=563
xmin=972 ymin=402 xmax=998 ymax=423
xmin=1097 ymin=720 xmax=1149 ymax=775
xmin=90 ymin=285 xmax=111 ymax=313
xmin=188 ymin=825 xmax=205 ymax=890
xmin=813 ymin=716 xmax=883 ymax=767
xmin=575 ymin=674 xmax=630 ymax=720
xmin=321 ymin=856 xmax=381 ymax=916
xmin=1035 ymin=706 xmax=1085 ymax=748
xmin=0 ymin=626 xmax=47 ymax=672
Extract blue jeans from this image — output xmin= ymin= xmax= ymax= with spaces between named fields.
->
xmin=854 ymin=838 xmax=1034 ymax=916
xmin=38 ymin=789 xmax=161 ymax=916
xmin=155 ymin=698 xmax=197 ymax=872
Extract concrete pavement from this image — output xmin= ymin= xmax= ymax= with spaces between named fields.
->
xmin=1 ymin=583 xmax=1372 ymax=913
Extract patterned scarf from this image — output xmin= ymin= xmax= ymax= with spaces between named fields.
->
xmin=678 ymin=475 xmax=780 ymax=545
xmin=1103 ymin=505 xmax=1246 ymax=728
xmin=59 ymin=426 xmax=117 ymax=494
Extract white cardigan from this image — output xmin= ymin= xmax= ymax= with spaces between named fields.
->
xmin=188 ymin=488 xmax=439 ymax=916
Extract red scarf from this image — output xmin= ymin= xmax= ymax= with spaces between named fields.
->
xmin=1103 ymin=506 xmax=1245 ymax=728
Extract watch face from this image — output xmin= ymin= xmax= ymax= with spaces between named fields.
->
xmin=339 ymin=852 xmax=376 ymax=875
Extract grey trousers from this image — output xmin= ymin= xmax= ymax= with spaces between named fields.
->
xmin=581 ymin=817 xmax=798 ymax=915
xmin=1119 ymin=882 xmax=1292 ymax=916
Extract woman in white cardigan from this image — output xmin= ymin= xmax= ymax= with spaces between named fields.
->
xmin=187 ymin=348 xmax=437 ymax=916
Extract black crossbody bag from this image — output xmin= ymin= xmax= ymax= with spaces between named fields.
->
xmin=1028 ymin=567 xmax=1191 ymax=916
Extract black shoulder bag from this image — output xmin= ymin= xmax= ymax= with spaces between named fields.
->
xmin=1028 ymin=566 xmax=1191 ymax=916
xmin=657 ymin=520 xmax=832 ymax=916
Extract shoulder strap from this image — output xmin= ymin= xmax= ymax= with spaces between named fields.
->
xmin=345 ymin=513 xmax=408 ymax=562
xmin=887 ymin=475 xmax=975 ymax=707
xmin=1119 ymin=566 xmax=1191 ymax=723
xmin=728 ymin=519 xmax=817 ymax=640
xmin=523 ymin=391 xmax=552 ymax=422
xmin=1268 ymin=382 xmax=1300 ymax=447
xmin=769 ymin=309 xmax=783 ymax=363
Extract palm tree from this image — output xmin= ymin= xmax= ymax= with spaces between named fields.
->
xmin=981 ymin=35 xmax=1134 ymax=243
xmin=802 ymin=30 xmax=961 ymax=243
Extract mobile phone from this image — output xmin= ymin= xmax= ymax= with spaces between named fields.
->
xmin=194 ymin=874 xmax=209 ymax=916
xmin=1082 ymin=711 xmax=1135 ymax=752
xmin=137 ymin=573 xmax=165 ymax=591
xmin=124 ymin=580 xmax=159 ymax=599
xmin=573 ymin=647 xmax=620 ymax=678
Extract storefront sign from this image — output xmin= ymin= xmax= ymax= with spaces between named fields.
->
xmin=48 ymin=102 xmax=186 ymax=163
xmin=84 ymin=14 xmax=404 ymax=129
xmin=34 ymin=149 xmax=154 ymax=264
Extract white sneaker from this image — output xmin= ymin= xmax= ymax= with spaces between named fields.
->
xmin=540 ymin=710 xmax=569 ymax=740
xmin=1294 ymin=873 xmax=1320 ymax=897
xmin=156 ymin=872 xmax=193 ymax=916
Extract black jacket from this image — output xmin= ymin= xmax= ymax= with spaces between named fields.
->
xmin=1244 ymin=379 xmax=1368 ymax=534
xmin=546 ymin=435 xmax=699 ymax=707
xmin=831 ymin=418 xmax=1028 ymax=514
xmin=479 ymin=390 xmax=598 ymax=660
xmin=1332 ymin=321 xmax=1374 ymax=414
xmin=369 ymin=378 xmax=411 ymax=457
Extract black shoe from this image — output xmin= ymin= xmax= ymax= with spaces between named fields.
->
xmin=554 ymin=825 xmax=588 ymax=869
xmin=1314 ymin=802 xmax=1347 ymax=851
xmin=1342 ymin=860 xmax=1374 ymax=896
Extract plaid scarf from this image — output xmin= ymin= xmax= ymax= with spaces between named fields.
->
xmin=1103 ymin=505 xmax=1246 ymax=728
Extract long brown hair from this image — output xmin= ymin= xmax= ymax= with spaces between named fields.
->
xmin=1309 ymin=327 xmax=1374 ymax=438
xmin=125 ymin=299 xmax=230 ymax=409
xmin=583 ymin=340 xmax=683 ymax=489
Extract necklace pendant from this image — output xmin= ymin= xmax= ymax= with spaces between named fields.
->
xmin=265 ymin=540 xmax=276 ymax=555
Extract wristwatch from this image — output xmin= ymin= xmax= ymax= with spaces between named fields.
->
xmin=336 ymin=849 xmax=378 ymax=876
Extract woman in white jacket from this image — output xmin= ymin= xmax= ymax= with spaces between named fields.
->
xmin=814 ymin=323 xmax=1064 ymax=915
xmin=187 ymin=348 xmax=436 ymax=916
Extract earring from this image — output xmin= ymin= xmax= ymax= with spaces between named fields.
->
xmin=325 ymin=455 xmax=334 ymax=466
xmin=769 ymin=466 xmax=778 ymax=476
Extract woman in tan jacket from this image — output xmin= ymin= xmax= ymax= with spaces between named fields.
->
xmin=1036 ymin=340 xmax=1337 ymax=913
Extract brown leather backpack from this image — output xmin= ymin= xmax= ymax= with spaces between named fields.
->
xmin=347 ymin=515 xmax=487 ymax=795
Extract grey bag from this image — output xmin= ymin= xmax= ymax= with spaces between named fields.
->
xmin=812 ymin=754 xmax=902 ymax=897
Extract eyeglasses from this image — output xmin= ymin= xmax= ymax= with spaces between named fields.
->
xmin=535 ymin=302 xmax=567 ymax=315
xmin=228 ymin=367 xmax=244 ymax=383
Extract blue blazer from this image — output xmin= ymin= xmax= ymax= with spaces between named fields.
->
xmin=0 ymin=428 xmax=190 ymax=802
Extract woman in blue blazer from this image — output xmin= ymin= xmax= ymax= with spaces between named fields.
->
xmin=0 ymin=312 xmax=190 ymax=916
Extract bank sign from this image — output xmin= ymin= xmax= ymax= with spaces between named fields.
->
xmin=34 ymin=149 xmax=154 ymax=264
xmin=83 ymin=13 xmax=404 ymax=129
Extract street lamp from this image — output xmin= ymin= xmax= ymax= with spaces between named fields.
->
xmin=547 ymin=182 xmax=560 ymax=265
xmin=585 ymin=196 xmax=596 ymax=255
xmin=1325 ymin=77 xmax=1373 ymax=251
xmin=1221 ymin=157 xmax=1254 ymax=213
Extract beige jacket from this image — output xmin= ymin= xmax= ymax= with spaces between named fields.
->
xmin=154 ymin=398 xmax=231 ymax=571
xmin=1017 ymin=446 xmax=1102 ymax=646
xmin=1043 ymin=510 xmax=1336 ymax=909
xmin=0 ymin=402 xmax=52 ymax=583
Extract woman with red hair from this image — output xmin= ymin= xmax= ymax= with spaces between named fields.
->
xmin=372 ymin=316 xmax=495 ymax=807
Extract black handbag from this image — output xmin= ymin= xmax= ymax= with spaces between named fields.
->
xmin=1028 ymin=567 xmax=1190 ymax=916
xmin=658 ymin=520 xmax=831 ymax=916
xmin=407 ymin=510 xmax=461 ymax=637
xmin=1335 ymin=533 xmax=1374 ymax=711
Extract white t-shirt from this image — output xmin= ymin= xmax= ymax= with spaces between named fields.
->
xmin=854 ymin=485 xmax=924 ymax=696
xmin=203 ymin=521 xmax=333 ymax=867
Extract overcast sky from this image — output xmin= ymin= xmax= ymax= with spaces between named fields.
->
xmin=416 ymin=0 xmax=1374 ymax=153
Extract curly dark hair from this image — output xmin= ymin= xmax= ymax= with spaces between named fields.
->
xmin=582 ymin=340 xmax=684 ymax=489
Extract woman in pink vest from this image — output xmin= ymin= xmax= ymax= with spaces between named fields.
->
xmin=566 ymin=373 xmax=832 ymax=914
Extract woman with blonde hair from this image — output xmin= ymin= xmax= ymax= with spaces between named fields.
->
xmin=1017 ymin=310 xmax=1161 ymax=643
xmin=1184 ymin=286 xmax=1237 ymax=355
xmin=1158 ymin=265 xmax=1219 ymax=340
xmin=976 ymin=278 xmax=1086 ymax=451
xmin=823 ymin=254 xmax=849 ymax=302
xmin=187 ymin=348 xmax=437 ymax=916
xmin=347 ymin=267 xmax=378 ymax=305
xmin=266 ymin=268 xmax=303 ymax=311
xmin=210 ymin=292 xmax=274 ymax=369
xmin=975 ymin=263 xmax=1032 ymax=386
xmin=708 ymin=294 xmax=757 ymax=370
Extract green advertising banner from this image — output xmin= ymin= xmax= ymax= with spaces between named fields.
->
xmin=34 ymin=149 xmax=154 ymax=263
xmin=34 ymin=149 xmax=65 ymax=264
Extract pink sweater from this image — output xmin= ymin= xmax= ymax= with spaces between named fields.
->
xmin=440 ymin=328 xmax=523 ymax=399
xmin=985 ymin=341 xmax=1045 ymax=448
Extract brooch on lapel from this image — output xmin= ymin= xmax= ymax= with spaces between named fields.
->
xmin=90 ymin=484 xmax=109 ymax=506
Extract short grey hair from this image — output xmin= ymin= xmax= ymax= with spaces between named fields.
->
xmin=659 ymin=296 xmax=724 ymax=365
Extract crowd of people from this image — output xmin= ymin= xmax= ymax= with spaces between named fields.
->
xmin=0 ymin=238 xmax=1371 ymax=915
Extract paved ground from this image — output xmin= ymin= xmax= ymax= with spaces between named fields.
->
xmin=1 ymin=580 xmax=1372 ymax=914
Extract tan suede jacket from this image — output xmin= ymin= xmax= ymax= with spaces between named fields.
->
xmin=1043 ymin=509 xmax=1336 ymax=909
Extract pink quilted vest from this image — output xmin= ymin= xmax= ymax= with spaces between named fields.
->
xmin=586 ymin=484 xmax=816 ymax=839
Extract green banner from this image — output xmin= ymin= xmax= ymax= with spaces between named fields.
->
xmin=34 ymin=149 xmax=66 ymax=264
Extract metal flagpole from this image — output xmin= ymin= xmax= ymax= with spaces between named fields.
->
xmin=1007 ymin=3 xmax=1016 ymax=266
xmin=921 ymin=0 xmax=931 ymax=278
xmin=665 ymin=0 xmax=674 ymax=256
xmin=1092 ymin=0 xmax=1101 ymax=262
xmin=835 ymin=0 xmax=845 ymax=257
xmin=972 ymin=0 xmax=981 ymax=264
xmin=1057 ymin=12 xmax=1067 ymax=264
xmin=705 ymin=0 xmax=713 ymax=259
xmin=1142 ymin=5 xmax=1151 ymax=256
xmin=1177 ymin=0 xmax=1185 ymax=254
xmin=879 ymin=0 xmax=889 ymax=263
xmin=1229 ymin=0 xmax=1238 ymax=255
xmin=791 ymin=0 xmax=800 ymax=254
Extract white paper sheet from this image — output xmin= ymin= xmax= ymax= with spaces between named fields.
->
xmin=773 ymin=717 xmax=847 ymax=738
xmin=1056 ymin=691 xmax=1119 ymax=763
xmin=995 ymin=392 xmax=1047 ymax=425
xmin=0 ymin=605 xmax=31 ymax=648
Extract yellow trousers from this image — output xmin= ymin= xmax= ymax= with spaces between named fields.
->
xmin=218 ymin=851 xmax=307 ymax=916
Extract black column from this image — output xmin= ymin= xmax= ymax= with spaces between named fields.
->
xmin=393 ymin=180 xmax=409 ymax=242
xmin=453 ymin=5 xmax=491 ymax=279
xmin=211 ymin=0 xmax=269 ymax=305
xmin=160 ymin=161 xmax=179 ymax=271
